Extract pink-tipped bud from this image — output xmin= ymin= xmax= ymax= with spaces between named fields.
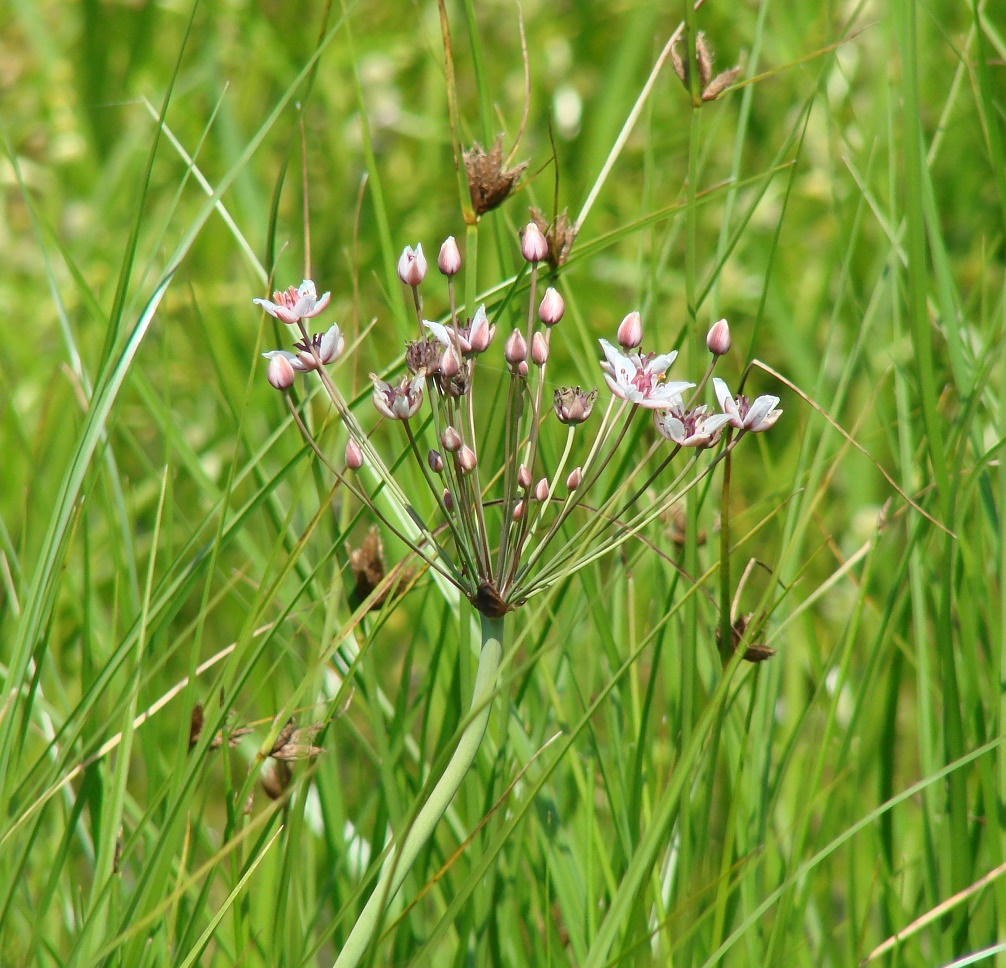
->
xmin=534 ymin=478 xmax=549 ymax=502
xmin=441 ymin=426 xmax=463 ymax=452
xmin=443 ymin=488 xmax=454 ymax=511
xmin=266 ymin=353 xmax=296 ymax=390
xmin=512 ymin=500 xmax=525 ymax=521
xmin=538 ymin=287 xmax=565 ymax=326
xmin=397 ymin=243 xmax=427 ymax=286
xmin=518 ymin=360 xmax=529 ymax=378
xmin=531 ymin=331 xmax=549 ymax=366
xmin=458 ymin=445 xmax=477 ymax=474
xmin=617 ymin=311 xmax=643 ymax=349
xmin=567 ymin=466 xmax=583 ymax=490
xmin=468 ymin=305 xmax=494 ymax=353
xmin=438 ymin=236 xmax=461 ymax=276
xmin=521 ymin=222 xmax=549 ymax=263
xmin=428 ymin=449 xmax=444 ymax=473
xmin=441 ymin=344 xmax=461 ymax=378
xmin=505 ymin=329 xmax=527 ymax=369
xmin=345 ymin=438 xmax=364 ymax=469
xmin=706 ymin=318 xmax=732 ymax=356
xmin=518 ymin=464 xmax=532 ymax=489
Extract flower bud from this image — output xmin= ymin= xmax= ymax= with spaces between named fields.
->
xmin=438 ymin=236 xmax=461 ymax=276
xmin=566 ymin=466 xmax=582 ymax=490
xmin=706 ymin=318 xmax=731 ymax=356
xmin=534 ymin=478 xmax=549 ymax=502
xmin=517 ymin=361 xmax=529 ymax=378
xmin=520 ymin=222 xmax=548 ymax=263
xmin=538 ymin=287 xmax=565 ymax=326
xmin=441 ymin=426 xmax=463 ymax=452
xmin=531 ymin=332 xmax=549 ymax=366
xmin=428 ymin=449 xmax=444 ymax=473
xmin=266 ymin=353 xmax=296 ymax=390
xmin=518 ymin=464 xmax=532 ymax=489
xmin=617 ymin=311 xmax=643 ymax=349
xmin=512 ymin=500 xmax=525 ymax=521
xmin=397 ymin=243 xmax=427 ymax=287
xmin=345 ymin=438 xmax=364 ymax=469
xmin=458 ymin=445 xmax=477 ymax=474
xmin=505 ymin=328 xmax=527 ymax=368
xmin=468 ymin=305 xmax=495 ymax=353
xmin=443 ymin=488 xmax=454 ymax=511
xmin=441 ymin=344 xmax=461 ymax=378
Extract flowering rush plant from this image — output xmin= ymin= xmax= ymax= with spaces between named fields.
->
xmin=254 ymin=222 xmax=781 ymax=967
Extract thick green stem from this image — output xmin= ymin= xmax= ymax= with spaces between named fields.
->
xmin=333 ymin=613 xmax=504 ymax=968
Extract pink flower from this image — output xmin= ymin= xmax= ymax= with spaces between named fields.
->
xmin=262 ymin=323 xmax=344 ymax=374
xmin=520 ymin=222 xmax=548 ymax=263
xmin=438 ymin=236 xmax=462 ymax=276
xmin=552 ymin=386 xmax=597 ymax=425
xmin=254 ymin=280 xmax=331 ymax=325
xmin=423 ymin=305 xmax=496 ymax=355
xmin=371 ymin=372 xmax=426 ymax=421
xmin=653 ymin=401 xmax=731 ymax=447
xmin=397 ymin=244 xmax=427 ymax=286
xmin=713 ymin=378 xmax=782 ymax=432
xmin=266 ymin=353 xmax=297 ymax=390
xmin=598 ymin=339 xmax=693 ymax=409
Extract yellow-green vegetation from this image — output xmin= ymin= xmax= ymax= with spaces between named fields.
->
xmin=1 ymin=1 xmax=1005 ymax=965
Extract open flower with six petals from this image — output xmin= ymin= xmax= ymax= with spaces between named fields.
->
xmin=598 ymin=339 xmax=694 ymax=409
xmin=254 ymin=280 xmax=331 ymax=325
xmin=713 ymin=378 xmax=782 ymax=433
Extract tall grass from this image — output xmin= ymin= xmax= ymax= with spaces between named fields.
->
xmin=1 ymin=0 xmax=1005 ymax=965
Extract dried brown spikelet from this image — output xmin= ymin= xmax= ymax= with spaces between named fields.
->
xmin=671 ymin=31 xmax=739 ymax=103
xmin=348 ymin=526 xmax=416 ymax=609
xmin=262 ymin=759 xmax=293 ymax=800
xmin=464 ymin=135 xmax=527 ymax=216
xmin=717 ymin=612 xmax=775 ymax=664
xmin=529 ymin=207 xmax=577 ymax=269
xmin=188 ymin=702 xmax=253 ymax=751
xmin=269 ymin=720 xmax=325 ymax=761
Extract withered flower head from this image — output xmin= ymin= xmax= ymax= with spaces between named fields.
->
xmin=262 ymin=759 xmax=293 ymax=800
xmin=671 ymin=31 xmax=740 ymax=102
xmin=553 ymin=386 xmax=597 ymax=425
xmin=188 ymin=701 xmax=253 ymax=751
xmin=464 ymin=135 xmax=527 ymax=216
xmin=530 ymin=207 xmax=577 ymax=269
xmin=348 ymin=526 xmax=416 ymax=610
xmin=268 ymin=718 xmax=325 ymax=761
xmin=717 ymin=612 xmax=776 ymax=665
xmin=405 ymin=336 xmax=443 ymax=376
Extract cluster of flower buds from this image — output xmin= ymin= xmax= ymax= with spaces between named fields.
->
xmin=254 ymin=227 xmax=780 ymax=616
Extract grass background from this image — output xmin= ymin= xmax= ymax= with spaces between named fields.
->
xmin=2 ymin=0 xmax=1005 ymax=964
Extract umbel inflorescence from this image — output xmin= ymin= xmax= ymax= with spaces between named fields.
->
xmin=256 ymin=223 xmax=781 ymax=617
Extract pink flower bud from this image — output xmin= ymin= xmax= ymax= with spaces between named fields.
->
xmin=520 ymin=222 xmax=549 ymax=263
xmin=458 ymin=445 xmax=477 ymax=474
xmin=266 ymin=353 xmax=296 ymax=390
xmin=468 ymin=305 xmax=494 ymax=353
xmin=518 ymin=361 xmax=529 ymax=378
xmin=443 ymin=488 xmax=454 ymax=511
xmin=512 ymin=500 xmax=525 ymax=521
xmin=441 ymin=426 xmax=463 ymax=452
xmin=538 ymin=287 xmax=565 ymax=326
xmin=518 ymin=464 xmax=532 ymax=489
xmin=438 ymin=236 xmax=461 ymax=276
xmin=505 ymin=328 xmax=527 ymax=368
xmin=534 ymin=478 xmax=549 ymax=502
xmin=428 ymin=449 xmax=444 ymax=473
xmin=566 ymin=466 xmax=582 ymax=490
xmin=531 ymin=331 xmax=549 ymax=366
xmin=706 ymin=318 xmax=732 ymax=356
xmin=397 ymin=243 xmax=427 ymax=286
xmin=345 ymin=438 xmax=364 ymax=469
xmin=617 ymin=311 xmax=643 ymax=349
xmin=441 ymin=344 xmax=461 ymax=378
